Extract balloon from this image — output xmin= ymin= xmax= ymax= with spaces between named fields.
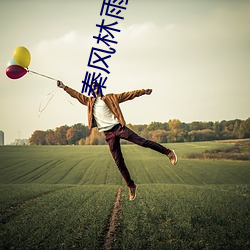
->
xmin=13 ymin=46 xmax=31 ymax=68
xmin=6 ymin=65 xmax=27 ymax=79
xmin=7 ymin=58 xmax=17 ymax=67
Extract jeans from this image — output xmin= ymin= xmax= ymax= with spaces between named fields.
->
xmin=104 ymin=124 xmax=171 ymax=187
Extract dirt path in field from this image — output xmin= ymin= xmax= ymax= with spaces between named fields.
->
xmin=103 ymin=186 xmax=123 ymax=250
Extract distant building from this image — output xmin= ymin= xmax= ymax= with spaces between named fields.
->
xmin=0 ymin=131 xmax=4 ymax=145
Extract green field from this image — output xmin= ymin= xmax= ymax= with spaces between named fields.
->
xmin=0 ymin=141 xmax=249 ymax=249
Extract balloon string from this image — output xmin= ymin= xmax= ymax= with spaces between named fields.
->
xmin=28 ymin=69 xmax=58 ymax=81
xmin=67 ymin=99 xmax=75 ymax=106
xmin=38 ymin=88 xmax=58 ymax=118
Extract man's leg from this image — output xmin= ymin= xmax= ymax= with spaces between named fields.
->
xmin=118 ymin=125 xmax=177 ymax=165
xmin=104 ymin=131 xmax=135 ymax=187
xmin=119 ymin=126 xmax=171 ymax=154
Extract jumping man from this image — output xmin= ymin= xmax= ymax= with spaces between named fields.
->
xmin=57 ymin=81 xmax=177 ymax=201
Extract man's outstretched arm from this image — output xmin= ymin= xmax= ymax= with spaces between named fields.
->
xmin=116 ymin=88 xmax=153 ymax=103
xmin=57 ymin=80 xmax=89 ymax=105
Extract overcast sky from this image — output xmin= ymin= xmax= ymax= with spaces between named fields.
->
xmin=0 ymin=0 xmax=249 ymax=144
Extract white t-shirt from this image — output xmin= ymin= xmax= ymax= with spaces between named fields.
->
xmin=93 ymin=97 xmax=119 ymax=132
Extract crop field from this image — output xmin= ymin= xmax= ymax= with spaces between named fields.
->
xmin=0 ymin=141 xmax=249 ymax=249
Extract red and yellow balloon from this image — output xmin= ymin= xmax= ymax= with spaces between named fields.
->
xmin=6 ymin=46 xmax=31 ymax=80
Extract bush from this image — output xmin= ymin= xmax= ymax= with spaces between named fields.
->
xmin=186 ymin=140 xmax=250 ymax=161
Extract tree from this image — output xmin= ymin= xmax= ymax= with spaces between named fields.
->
xmin=167 ymin=119 xmax=184 ymax=142
xmin=239 ymin=118 xmax=250 ymax=138
xmin=66 ymin=124 xmax=90 ymax=145
xmin=78 ymin=138 xmax=86 ymax=145
xmin=189 ymin=121 xmax=204 ymax=131
xmin=181 ymin=122 xmax=189 ymax=142
xmin=213 ymin=121 xmax=221 ymax=139
xmin=140 ymin=126 xmax=150 ymax=140
xmin=29 ymin=130 xmax=46 ymax=145
xmin=87 ymin=128 xmax=106 ymax=145
xmin=45 ymin=129 xmax=57 ymax=145
xmin=54 ymin=125 xmax=69 ymax=145
xmin=29 ymin=118 xmax=250 ymax=145
xmin=188 ymin=129 xmax=216 ymax=141
xmin=66 ymin=127 xmax=76 ymax=145
xmin=233 ymin=119 xmax=242 ymax=139
xmin=147 ymin=121 xmax=167 ymax=131
xmin=150 ymin=130 xmax=167 ymax=143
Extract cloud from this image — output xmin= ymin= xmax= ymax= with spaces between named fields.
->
xmin=30 ymin=31 xmax=93 ymax=80
xmin=54 ymin=31 xmax=78 ymax=45
xmin=33 ymin=31 xmax=91 ymax=55
xmin=120 ymin=22 xmax=155 ymax=40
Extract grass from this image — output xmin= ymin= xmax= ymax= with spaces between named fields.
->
xmin=0 ymin=141 xmax=250 ymax=249
xmin=0 ymin=145 xmax=121 ymax=185
xmin=0 ymin=184 xmax=118 ymax=249
xmin=120 ymin=184 xmax=250 ymax=250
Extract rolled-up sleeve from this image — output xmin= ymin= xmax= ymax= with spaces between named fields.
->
xmin=64 ymin=86 xmax=89 ymax=106
xmin=116 ymin=89 xmax=146 ymax=103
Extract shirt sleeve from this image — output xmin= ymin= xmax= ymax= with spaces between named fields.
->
xmin=64 ymin=86 xmax=89 ymax=105
xmin=116 ymin=89 xmax=146 ymax=103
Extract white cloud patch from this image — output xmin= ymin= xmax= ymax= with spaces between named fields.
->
xmin=121 ymin=22 xmax=155 ymax=40
xmin=30 ymin=31 xmax=93 ymax=80
xmin=33 ymin=31 xmax=91 ymax=53
xmin=57 ymin=31 xmax=78 ymax=44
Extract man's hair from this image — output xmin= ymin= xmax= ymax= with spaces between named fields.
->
xmin=92 ymin=81 xmax=99 ymax=87
xmin=91 ymin=80 xmax=105 ymax=97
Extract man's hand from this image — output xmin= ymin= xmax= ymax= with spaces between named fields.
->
xmin=57 ymin=80 xmax=65 ymax=89
xmin=145 ymin=89 xmax=152 ymax=95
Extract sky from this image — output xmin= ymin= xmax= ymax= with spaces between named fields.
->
xmin=0 ymin=0 xmax=249 ymax=144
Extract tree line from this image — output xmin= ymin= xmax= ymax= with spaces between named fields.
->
xmin=29 ymin=118 xmax=250 ymax=145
